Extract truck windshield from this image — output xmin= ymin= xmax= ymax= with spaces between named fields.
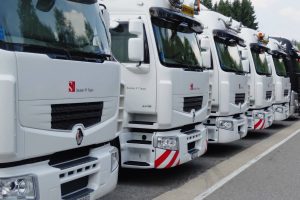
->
xmin=273 ymin=56 xmax=287 ymax=77
xmin=152 ymin=18 xmax=203 ymax=70
xmin=251 ymin=48 xmax=271 ymax=76
xmin=214 ymin=37 xmax=244 ymax=73
xmin=0 ymin=0 xmax=110 ymax=58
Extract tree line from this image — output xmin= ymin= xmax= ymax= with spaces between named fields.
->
xmin=202 ymin=0 xmax=258 ymax=30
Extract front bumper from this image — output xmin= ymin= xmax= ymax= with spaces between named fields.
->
xmin=0 ymin=145 xmax=118 ymax=200
xmin=273 ymin=103 xmax=289 ymax=121
xmin=289 ymin=91 xmax=299 ymax=117
xmin=247 ymin=108 xmax=274 ymax=130
xmin=120 ymin=124 xmax=208 ymax=169
xmin=206 ymin=114 xmax=248 ymax=143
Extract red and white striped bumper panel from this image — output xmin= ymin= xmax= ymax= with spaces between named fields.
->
xmin=155 ymin=150 xmax=180 ymax=169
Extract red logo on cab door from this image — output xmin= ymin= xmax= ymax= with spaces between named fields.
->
xmin=69 ymin=81 xmax=76 ymax=92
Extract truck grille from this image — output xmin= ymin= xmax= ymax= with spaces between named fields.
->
xmin=51 ymin=102 xmax=103 ymax=130
xmin=266 ymin=91 xmax=272 ymax=100
xmin=235 ymin=93 xmax=245 ymax=105
xmin=183 ymin=96 xmax=203 ymax=112
xmin=284 ymin=89 xmax=289 ymax=96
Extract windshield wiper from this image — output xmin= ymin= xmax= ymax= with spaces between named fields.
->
xmin=223 ymin=67 xmax=245 ymax=75
xmin=173 ymin=60 xmax=204 ymax=72
xmin=68 ymin=50 xmax=111 ymax=63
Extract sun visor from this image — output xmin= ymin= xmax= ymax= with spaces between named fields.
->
xmin=150 ymin=7 xmax=203 ymax=34
xmin=213 ymin=30 xmax=246 ymax=47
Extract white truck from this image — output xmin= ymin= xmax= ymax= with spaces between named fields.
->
xmin=104 ymin=0 xmax=211 ymax=169
xmin=194 ymin=9 xmax=249 ymax=143
xmin=0 ymin=1 xmax=120 ymax=199
xmin=271 ymin=37 xmax=300 ymax=117
xmin=266 ymin=39 xmax=291 ymax=120
xmin=238 ymin=29 xmax=274 ymax=130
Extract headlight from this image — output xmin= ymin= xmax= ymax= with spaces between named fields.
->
xmin=255 ymin=113 xmax=265 ymax=119
xmin=110 ymin=148 xmax=119 ymax=172
xmin=0 ymin=175 xmax=37 ymax=200
xmin=276 ymin=107 xmax=284 ymax=113
xmin=217 ymin=120 xmax=234 ymax=131
xmin=155 ymin=137 xmax=179 ymax=151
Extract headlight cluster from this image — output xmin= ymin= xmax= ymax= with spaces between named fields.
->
xmin=275 ymin=107 xmax=284 ymax=113
xmin=0 ymin=175 xmax=37 ymax=200
xmin=217 ymin=120 xmax=234 ymax=131
xmin=110 ymin=148 xmax=119 ymax=172
xmin=255 ymin=113 xmax=265 ymax=119
xmin=155 ymin=137 xmax=179 ymax=151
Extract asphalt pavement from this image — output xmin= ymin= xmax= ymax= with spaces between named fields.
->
xmin=205 ymin=122 xmax=300 ymax=200
xmin=101 ymin=117 xmax=300 ymax=200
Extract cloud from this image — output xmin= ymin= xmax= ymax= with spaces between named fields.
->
xmin=279 ymin=7 xmax=300 ymax=21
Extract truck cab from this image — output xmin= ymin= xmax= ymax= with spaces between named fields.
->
xmin=266 ymin=39 xmax=291 ymax=121
xmin=271 ymin=37 xmax=300 ymax=117
xmin=104 ymin=0 xmax=211 ymax=169
xmin=239 ymin=29 xmax=274 ymax=130
xmin=194 ymin=9 xmax=249 ymax=143
xmin=0 ymin=1 xmax=120 ymax=199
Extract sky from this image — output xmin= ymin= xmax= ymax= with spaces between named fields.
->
xmin=211 ymin=0 xmax=300 ymax=41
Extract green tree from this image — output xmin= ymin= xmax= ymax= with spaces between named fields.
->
xmin=212 ymin=0 xmax=259 ymax=30
xmin=202 ymin=0 xmax=213 ymax=9
xmin=231 ymin=0 xmax=241 ymax=21
xmin=216 ymin=0 xmax=232 ymax=17
xmin=239 ymin=0 xmax=258 ymax=29
xmin=213 ymin=2 xmax=218 ymax=11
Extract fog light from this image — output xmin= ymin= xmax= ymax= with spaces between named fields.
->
xmin=110 ymin=148 xmax=119 ymax=172
xmin=0 ymin=175 xmax=37 ymax=200
xmin=155 ymin=137 xmax=179 ymax=151
xmin=217 ymin=120 xmax=234 ymax=131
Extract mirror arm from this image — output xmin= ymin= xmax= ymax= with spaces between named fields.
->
xmin=137 ymin=61 xmax=142 ymax=67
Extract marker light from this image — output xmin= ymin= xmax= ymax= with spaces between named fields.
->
xmin=257 ymin=32 xmax=269 ymax=45
xmin=110 ymin=148 xmax=119 ymax=172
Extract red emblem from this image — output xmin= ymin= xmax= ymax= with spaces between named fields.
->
xmin=69 ymin=81 xmax=76 ymax=92
xmin=190 ymin=83 xmax=194 ymax=91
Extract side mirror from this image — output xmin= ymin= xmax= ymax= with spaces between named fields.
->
xmin=99 ymin=3 xmax=110 ymax=29
xmin=128 ymin=38 xmax=144 ymax=62
xmin=240 ymin=49 xmax=250 ymax=73
xmin=98 ymin=2 xmax=111 ymax=43
xmin=241 ymin=49 xmax=248 ymax=60
xmin=199 ymin=36 xmax=211 ymax=69
xmin=110 ymin=20 xmax=120 ymax=29
xmin=128 ymin=19 xmax=144 ymax=62
xmin=242 ymin=60 xmax=250 ymax=73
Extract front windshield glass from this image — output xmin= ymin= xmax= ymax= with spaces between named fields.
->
xmin=152 ymin=18 xmax=202 ymax=70
xmin=273 ymin=56 xmax=287 ymax=77
xmin=251 ymin=47 xmax=271 ymax=75
xmin=0 ymin=0 xmax=110 ymax=56
xmin=214 ymin=37 xmax=243 ymax=73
